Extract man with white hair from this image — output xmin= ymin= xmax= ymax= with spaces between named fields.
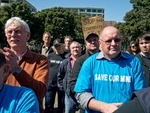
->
xmin=3 ymin=17 xmax=49 ymax=113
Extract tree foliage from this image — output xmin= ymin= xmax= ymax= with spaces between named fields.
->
xmin=0 ymin=2 xmax=90 ymax=49
xmin=34 ymin=7 xmax=83 ymax=42
xmin=0 ymin=2 xmax=84 ymax=48
xmin=116 ymin=0 xmax=150 ymax=42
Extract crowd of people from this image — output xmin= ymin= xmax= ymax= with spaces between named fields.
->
xmin=0 ymin=16 xmax=150 ymax=113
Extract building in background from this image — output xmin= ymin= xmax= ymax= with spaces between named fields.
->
xmin=65 ymin=7 xmax=104 ymax=18
xmin=0 ymin=1 xmax=116 ymax=26
xmin=0 ymin=0 xmax=36 ymax=12
xmin=65 ymin=7 xmax=116 ymax=26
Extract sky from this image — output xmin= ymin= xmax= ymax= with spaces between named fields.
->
xmin=27 ymin=0 xmax=133 ymax=22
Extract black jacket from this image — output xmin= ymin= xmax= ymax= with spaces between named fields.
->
xmin=48 ymin=52 xmax=67 ymax=85
xmin=114 ymin=87 xmax=150 ymax=113
xmin=133 ymin=87 xmax=150 ymax=113
xmin=57 ymin=57 xmax=73 ymax=95
xmin=70 ymin=51 xmax=97 ymax=92
xmin=136 ymin=54 xmax=150 ymax=86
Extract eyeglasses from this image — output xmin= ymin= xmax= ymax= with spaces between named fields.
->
xmin=100 ymin=38 xmax=122 ymax=45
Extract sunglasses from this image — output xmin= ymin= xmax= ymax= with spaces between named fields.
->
xmin=131 ymin=45 xmax=136 ymax=48
xmin=101 ymin=38 xmax=122 ymax=45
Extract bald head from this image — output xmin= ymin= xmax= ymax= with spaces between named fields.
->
xmin=100 ymin=26 xmax=122 ymax=40
xmin=99 ymin=26 xmax=123 ymax=60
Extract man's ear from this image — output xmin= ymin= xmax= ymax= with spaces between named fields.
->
xmin=26 ymin=32 xmax=30 ymax=41
xmin=3 ymin=64 xmax=9 ymax=81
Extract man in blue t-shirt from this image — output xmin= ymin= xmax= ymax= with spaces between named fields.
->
xmin=0 ymin=50 xmax=40 ymax=113
xmin=74 ymin=26 xmax=146 ymax=113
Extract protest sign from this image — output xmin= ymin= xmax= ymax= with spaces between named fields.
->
xmin=81 ymin=16 xmax=104 ymax=39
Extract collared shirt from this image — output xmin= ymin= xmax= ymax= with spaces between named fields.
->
xmin=41 ymin=45 xmax=52 ymax=57
xmin=139 ymin=52 xmax=150 ymax=59
xmin=16 ymin=49 xmax=27 ymax=63
xmin=96 ymin=51 xmax=127 ymax=60
xmin=70 ymin=55 xmax=76 ymax=69
xmin=74 ymin=51 xmax=146 ymax=113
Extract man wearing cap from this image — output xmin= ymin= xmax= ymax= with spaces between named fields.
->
xmin=45 ymin=39 xmax=68 ymax=113
xmin=69 ymin=32 xmax=100 ymax=113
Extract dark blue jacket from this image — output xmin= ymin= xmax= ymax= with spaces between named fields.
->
xmin=136 ymin=54 xmax=150 ymax=86
xmin=57 ymin=57 xmax=73 ymax=95
xmin=132 ymin=87 xmax=150 ymax=113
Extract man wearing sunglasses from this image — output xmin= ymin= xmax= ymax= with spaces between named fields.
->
xmin=74 ymin=26 xmax=146 ymax=113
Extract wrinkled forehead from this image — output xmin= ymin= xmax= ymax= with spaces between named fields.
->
xmin=5 ymin=18 xmax=30 ymax=32
xmin=101 ymin=27 xmax=119 ymax=37
xmin=44 ymin=34 xmax=51 ymax=38
xmin=5 ymin=20 xmax=23 ymax=28
xmin=6 ymin=23 xmax=23 ymax=29
xmin=5 ymin=23 xmax=25 ymax=33
xmin=101 ymin=30 xmax=121 ymax=40
xmin=70 ymin=43 xmax=80 ymax=48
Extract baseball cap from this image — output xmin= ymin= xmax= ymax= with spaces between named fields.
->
xmin=53 ymin=39 xmax=62 ymax=46
xmin=85 ymin=33 xmax=99 ymax=40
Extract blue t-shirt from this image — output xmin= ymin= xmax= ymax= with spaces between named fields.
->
xmin=74 ymin=52 xmax=146 ymax=113
xmin=0 ymin=84 xmax=40 ymax=113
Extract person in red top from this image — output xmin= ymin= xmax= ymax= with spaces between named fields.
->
xmin=3 ymin=17 xmax=49 ymax=113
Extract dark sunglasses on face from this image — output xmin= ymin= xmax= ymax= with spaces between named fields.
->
xmin=131 ymin=45 xmax=137 ymax=48
xmin=101 ymin=38 xmax=122 ymax=45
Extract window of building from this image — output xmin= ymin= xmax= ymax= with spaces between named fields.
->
xmin=79 ymin=9 xmax=85 ymax=12
xmin=92 ymin=14 xmax=97 ymax=16
xmin=87 ymin=9 xmax=91 ymax=12
xmin=71 ymin=9 xmax=78 ymax=12
xmin=97 ymin=9 xmax=103 ymax=13
xmin=1 ymin=0 xmax=9 ymax=3
xmin=97 ymin=14 xmax=102 ymax=16
xmin=16 ymin=0 xmax=22 ymax=2
xmin=92 ymin=9 xmax=96 ymax=12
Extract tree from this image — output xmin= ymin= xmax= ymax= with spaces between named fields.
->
xmin=116 ymin=0 xmax=150 ymax=42
xmin=0 ymin=5 xmax=12 ymax=47
xmin=0 ymin=3 xmax=85 ymax=49
xmin=34 ymin=7 xmax=83 ymax=41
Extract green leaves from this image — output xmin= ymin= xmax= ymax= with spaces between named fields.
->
xmin=116 ymin=0 xmax=150 ymax=46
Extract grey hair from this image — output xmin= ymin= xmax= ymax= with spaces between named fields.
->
xmin=69 ymin=41 xmax=81 ymax=49
xmin=5 ymin=17 xmax=30 ymax=33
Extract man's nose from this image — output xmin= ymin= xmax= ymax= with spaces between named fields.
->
xmin=111 ymin=40 xmax=116 ymax=45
